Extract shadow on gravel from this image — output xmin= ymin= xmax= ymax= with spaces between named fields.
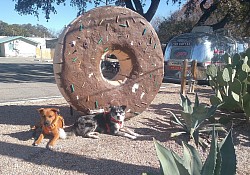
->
xmin=0 ymin=104 xmax=81 ymax=142
xmin=134 ymin=116 xmax=190 ymax=145
xmin=0 ymin=63 xmax=55 ymax=83
xmin=135 ymin=103 xmax=250 ymax=146
xmin=0 ymin=141 xmax=158 ymax=174
xmin=149 ymin=103 xmax=182 ymax=117
xmin=0 ymin=104 xmax=78 ymax=126
xmin=0 ymin=104 xmax=159 ymax=174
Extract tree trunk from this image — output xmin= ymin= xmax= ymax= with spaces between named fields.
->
xmin=195 ymin=0 xmax=219 ymax=26
xmin=125 ymin=0 xmax=160 ymax=22
xmin=195 ymin=0 xmax=230 ymax=31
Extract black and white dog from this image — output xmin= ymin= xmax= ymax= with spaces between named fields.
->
xmin=73 ymin=105 xmax=141 ymax=139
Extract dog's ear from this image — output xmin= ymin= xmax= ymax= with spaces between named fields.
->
xmin=37 ymin=108 xmax=44 ymax=115
xmin=121 ymin=105 xmax=127 ymax=111
xmin=50 ymin=108 xmax=60 ymax=113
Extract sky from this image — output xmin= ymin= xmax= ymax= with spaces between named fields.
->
xmin=0 ymin=0 xmax=180 ymax=32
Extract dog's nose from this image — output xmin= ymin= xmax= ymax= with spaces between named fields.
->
xmin=44 ymin=121 xmax=50 ymax=126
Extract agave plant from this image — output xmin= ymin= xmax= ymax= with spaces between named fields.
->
xmin=169 ymin=93 xmax=221 ymax=147
xmin=152 ymin=126 xmax=236 ymax=175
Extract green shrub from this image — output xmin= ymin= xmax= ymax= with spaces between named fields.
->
xmin=150 ymin=127 xmax=236 ymax=175
xmin=170 ymin=93 xmax=222 ymax=147
xmin=206 ymin=48 xmax=250 ymax=120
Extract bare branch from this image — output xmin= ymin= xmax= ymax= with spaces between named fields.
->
xmin=195 ymin=1 xmax=219 ymax=26
xmin=144 ymin=0 xmax=160 ymax=21
xmin=211 ymin=13 xmax=231 ymax=30
xmin=124 ymin=0 xmax=135 ymax=12
xmin=132 ymin=0 xmax=143 ymax=15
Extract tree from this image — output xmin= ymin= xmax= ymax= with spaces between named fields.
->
xmin=0 ymin=20 xmax=55 ymax=37
xmin=157 ymin=0 xmax=250 ymax=46
xmin=157 ymin=11 xmax=194 ymax=44
xmin=12 ymin=0 xmax=162 ymax=22
xmin=12 ymin=0 xmax=250 ymax=38
xmin=183 ymin=0 xmax=250 ymax=36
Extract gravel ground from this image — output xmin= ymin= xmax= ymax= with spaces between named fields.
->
xmin=0 ymin=83 xmax=249 ymax=175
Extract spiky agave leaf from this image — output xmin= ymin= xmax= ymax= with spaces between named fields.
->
xmin=201 ymin=126 xmax=218 ymax=175
xmin=153 ymin=139 xmax=190 ymax=175
xmin=180 ymin=93 xmax=193 ymax=114
xmin=194 ymin=93 xmax=199 ymax=107
xmin=182 ymin=142 xmax=203 ymax=175
xmin=167 ymin=111 xmax=185 ymax=128
xmin=218 ymin=128 xmax=236 ymax=175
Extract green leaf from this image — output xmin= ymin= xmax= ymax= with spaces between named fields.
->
xmin=246 ymin=48 xmax=250 ymax=58
xmin=237 ymin=71 xmax=248 ymax=82
xmin=182 ymin=142 xmax=203 ymax=175
xmin=231 ymin=91 xmax=240 ymax=102
xmin=180 ymin=93 xmax=189 ymax=113
xmin=222 ymin=68 xmax=230 ymax=82
xmin=243 ymin=93 xmax=250 ymax=118
xmin=170 ymin=131 xmax=187 ymax=138
xmin=199 ymin=126 xmax=226 ymax=133
xmin=180 ymin=94 xmax=193 ymax=114
xmin=242 ymin=63 xmax=250 ymax=72
xmin=206 ymin=64 xmax=217 ymax=78
xmin=219 ymin=128 xmax=236 ymax=175
xmin=217 ymin=71 xmax=227 ymax=86
xmin=229 ymin=78 xmax=242 ymax=99
xmin=201 ymin=126 xmax=217 ymax=175
xmin=232 ymin=53 xmax=240 ymax=67
xmin=181 ymin=112 xmax=192 ymax=132
xmin=168 ymin=111 xmax=185 ymax=127
xmin=171 ymin=152 xmax=191 ymax=175
xmin=209 ymin=79 xmax=216 ymax=88
xmin=154 ymin=139 xmax=190 ymax=175
xmin=214 ymin=145 xmax=222 ymax=175
xmin=195 ymin=93 xmax=199 ymax=107
xmin=223 ymin=53 xmax=231 ymax=64
xmin=210 ymin=95 xmax=222 ymax=106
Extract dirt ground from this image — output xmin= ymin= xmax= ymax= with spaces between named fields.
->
xmin=0 ymin=83 xmax=249 ymax=175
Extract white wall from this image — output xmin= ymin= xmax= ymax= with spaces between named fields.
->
xmin=4 ymin=39 xmax=37 ymax=57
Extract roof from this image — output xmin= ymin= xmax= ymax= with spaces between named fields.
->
xmin=0 ymin=36 xmax=39 ymax=46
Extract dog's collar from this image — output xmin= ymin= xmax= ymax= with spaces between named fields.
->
xmin=43 ymin=126 xmax=52 ymax=134
xmin=110 ymin=117 xmax=123 ymax=127
xmin=103 ymin=111 xmax=122 ymax=133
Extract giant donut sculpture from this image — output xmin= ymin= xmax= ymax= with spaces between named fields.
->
xmin=53 ymin=6 xmax=164 ymax=118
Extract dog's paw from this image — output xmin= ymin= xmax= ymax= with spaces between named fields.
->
xmin=130 ymin=135 xmax=137 ymax=140
xmin=32 ymin=142 xmax=39 ymax=146
xmin=47 ymin=145 xmax=62 ymax=151
xmin=47 ymin=145 xmax=55 ymax=151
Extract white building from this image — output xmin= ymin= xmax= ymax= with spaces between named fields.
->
xmin=0 ymin=36 xmax=39 ymax=57
xmin=0 ymin=36 xmax=58 ymax=59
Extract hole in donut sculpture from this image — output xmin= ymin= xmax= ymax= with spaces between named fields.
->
xmin=100 ymin=47 xmax=133 ymax=86
xmin=100 ymin=54 xmax=120 ymax=80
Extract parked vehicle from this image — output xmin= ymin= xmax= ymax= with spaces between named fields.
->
xmin=163 ymin=26 xmax=245 ymax=82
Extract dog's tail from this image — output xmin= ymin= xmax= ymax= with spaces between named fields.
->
xmin=59 ymin=128 xmax=67 ymax=139
xmin=62 ymin=124 xmax=77 ymax=138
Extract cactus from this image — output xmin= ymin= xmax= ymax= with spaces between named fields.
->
xmin=150 ymin=126 xmax=236 ymax=175
xmin=170 ymin=93 xmax=218 ymax=147
xmin=206 ymin=48 xmax=250 ymax=121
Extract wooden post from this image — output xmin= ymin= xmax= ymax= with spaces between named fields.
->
xmin=181 ymin=59 xmax=188 ymax=95
xmin=191 ymin=60 xmax=197 ymax=80
xmin=188 ymin=60 xmax=197 ymax=94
